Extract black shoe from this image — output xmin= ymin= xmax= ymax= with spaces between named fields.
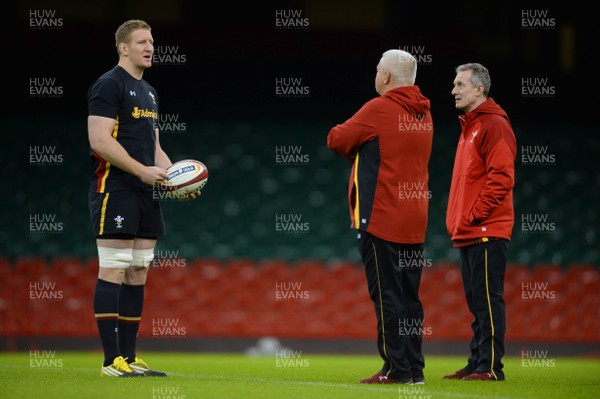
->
xmin=128 ymin=357 xmax=167 ymax=377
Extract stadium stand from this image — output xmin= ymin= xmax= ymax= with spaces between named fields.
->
xmin=2 ymin=118 xmax=598 ymax=343
xmin=1 ymin=257 xmax=598 ymax=342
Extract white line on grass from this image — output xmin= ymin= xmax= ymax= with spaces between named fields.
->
xmin=0 ymin=364 xmax=532 ymax=399
xmin=167 ymin=371 xmax=529 ymax=399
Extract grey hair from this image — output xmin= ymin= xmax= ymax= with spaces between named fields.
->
xmin=381 ymin=49 xmax=417 ymax=86
xmin=456 ymin=63 xmax=491 ymax=96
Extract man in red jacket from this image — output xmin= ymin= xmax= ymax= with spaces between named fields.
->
xmin=328 ymin=49 xmax=433 ymax=384
xmin=444 ymin=63 xmax=516 ymax=381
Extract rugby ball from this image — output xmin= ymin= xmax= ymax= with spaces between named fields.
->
xmin=163 ymin=159 xmax=208 ymax=198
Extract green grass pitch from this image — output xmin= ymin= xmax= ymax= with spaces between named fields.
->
xmin=1 ymin=352 xmax=598 ymax=399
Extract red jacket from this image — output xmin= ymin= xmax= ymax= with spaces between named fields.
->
xmin=446 ymin=98 xmax=516 ymax=246
xmin=327 ymin=86 xmax=433 ymax=244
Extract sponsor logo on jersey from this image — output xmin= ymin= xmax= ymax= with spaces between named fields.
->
xmin=131 ymin=106 xmax=158 ymax=119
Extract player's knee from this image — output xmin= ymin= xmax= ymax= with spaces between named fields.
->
xmin=98 ymin=267 xmax=126 ymax=284
xmin=131 ymin=248 xmax=155 ymax=268
xmin=97 ymin=246 xmax=133 ymax=268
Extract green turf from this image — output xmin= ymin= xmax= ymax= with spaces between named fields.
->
xmin=0 ymin=352 xmax=598 ymax=399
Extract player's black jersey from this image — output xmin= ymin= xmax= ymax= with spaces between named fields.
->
xmin=88 ymin=66 xmax=159 ymax=193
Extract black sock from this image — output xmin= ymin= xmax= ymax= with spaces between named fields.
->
xmin=118 ymin=283 xmax=145 ymax=362
xmin=94 ymin=279 xmax=121 ymax=367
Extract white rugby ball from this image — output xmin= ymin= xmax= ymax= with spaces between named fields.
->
xmin=164 ymin=159 xmax=208 ymax=198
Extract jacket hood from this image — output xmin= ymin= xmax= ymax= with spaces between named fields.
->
xmin=461 ymin=97 xmax=509 ymax=123
xmin=383 ymin=86 xmax=431 ymax=115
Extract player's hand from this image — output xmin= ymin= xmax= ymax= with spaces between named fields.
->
xmin=138 ymin=166 xmax=168 ymax=186
xmin=178 ymin=188 xmax=202 ymax=201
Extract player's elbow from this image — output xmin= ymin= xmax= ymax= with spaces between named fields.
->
xmin=88 ymin=116 xmax=117 ymax=155
xmin=326 ymin=130 xmax=335 ymax=149
xmin=88 ymin=132 xmax=109 ymax=156
xmin=88 ymin=136 xmax=102 ymax=153
xmin=327 ymin=138 xmax=343 ymax=157
xmin=327 ymin=128 xmax=343 ymax=152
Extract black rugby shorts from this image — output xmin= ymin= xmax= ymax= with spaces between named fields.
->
xmin=89 ymin=190 xmax=165 ymax=239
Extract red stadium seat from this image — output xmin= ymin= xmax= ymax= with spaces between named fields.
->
xmin=292 ymin=260 xmax=327 ymax=279
xmin=225 ymin=259 xmax=258 ymax=281
xmin=566 ymin=263 xmax=599 ymax=286
xmin=15 ymin=256 xmax=47 ymax=275
xmin=258 ymin=259 xmax=291 ymax=278
xmin=0 ymin=257 xmax=11 ymax=271
xmin=531 ymin=263 xmax=564 ymax=281
xmin=7 ymin=256 xmax=600 ymax=342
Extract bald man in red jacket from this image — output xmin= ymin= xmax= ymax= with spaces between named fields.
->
xmin=444 ymin=63 xmax=516 ymax=381
xmin=328 ymin=49 xmax=433 ymax=384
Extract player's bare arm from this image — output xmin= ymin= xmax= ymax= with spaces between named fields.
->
xmin=88 ymin=115 xmax=168 ymax=185
xmin=154 ymin=128 xmax=172 ymax=169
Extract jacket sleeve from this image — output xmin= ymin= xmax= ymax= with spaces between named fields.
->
xmin=327 ymin=100 xmax=378 ymax=160
xmin=470 ymin=120 xmax=516 ymax=223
